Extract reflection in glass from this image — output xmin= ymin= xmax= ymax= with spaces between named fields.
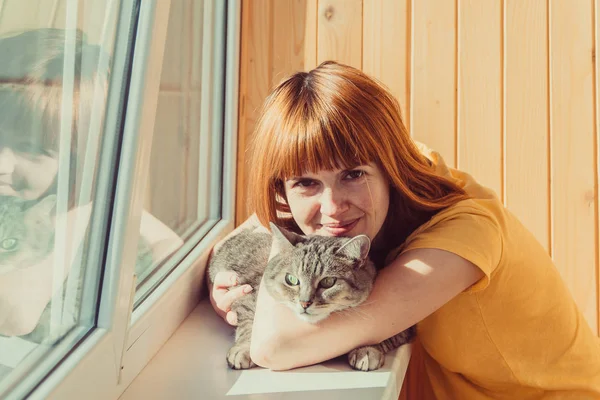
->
xmin=0 ymin=23 xmax=114 ymax=392
xmin=133 ymin=0 xmax=228 ymax=304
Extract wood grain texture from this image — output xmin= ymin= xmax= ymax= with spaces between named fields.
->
xmin=236 ymin=0 xmax=273 ymax=225
xmin=410 ymin=0 xmax=456 ymax=166
xmin=317 ymin=0 xmax=362 ymax=69
xmin=272 ymin=0 xmax=306 ymax=89
xmin=233 ymin=0 xmax=600 ymax=334
xmin=363 ymin=0 xmax=410 ymax=128
xmin=504 ymin=0 xmax=550 ymax=251
xmin=596 ymin=0 xmax=600 ymax=335
xmin=550 ymin=0 xmax=597 ymax=331
xmin=457 ymin=0 xmax=503 ymax=198
xmin=304 ymin=0 xmax=318 ymax=70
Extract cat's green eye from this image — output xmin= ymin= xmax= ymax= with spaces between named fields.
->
xmin=1 ymin=238 xmax=18 ymax=251
xmin=285 ymin=273 xmax=299 ymax=286
xmin=319 ymin=277 xmax=337 ymax=289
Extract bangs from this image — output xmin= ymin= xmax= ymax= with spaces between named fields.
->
xmin=0 ymin=85 xmax=63 ymax=151
xmin=267 ymin=97 xmax=377 ymax=181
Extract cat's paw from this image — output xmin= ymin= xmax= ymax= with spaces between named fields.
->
xmin=348 ymin=346 xmax=385 ymax=371
xmin=227 ymin=345 xmax=255 ymax=369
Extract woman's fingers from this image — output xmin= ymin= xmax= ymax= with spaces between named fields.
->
xmin=211 ymin=271 xmax=254 ymax=326
xmin=212 ymin=270 xmax=239 ymax=289
xmin=215 ymin=284 xmax=253 ymax=314
xmin=226 ymin=311 xmax=238 ymax=326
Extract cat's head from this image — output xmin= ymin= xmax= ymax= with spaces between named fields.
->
xmin=0 ymin=195 xmax=56 ymax=274
xmin=263 ymin=223 xmax=376 ymax=323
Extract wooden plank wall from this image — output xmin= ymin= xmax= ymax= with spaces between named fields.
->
xmin=238 ymin=0 xmax=600 ymax=335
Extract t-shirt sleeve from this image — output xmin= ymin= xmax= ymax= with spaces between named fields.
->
xmin=393 ymin=209 xmax=504 ymax=293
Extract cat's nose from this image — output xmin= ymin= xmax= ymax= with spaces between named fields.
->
xmin=300 ymin=301 xmax=312 ymax=309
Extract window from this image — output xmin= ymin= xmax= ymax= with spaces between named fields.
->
xmin=0 ymin=1 xmax=240 ymax=399
xmin=0 ymin=3 xmax=122 ymax=397
xmin=133 ymin=0 xmax=228 ymax=308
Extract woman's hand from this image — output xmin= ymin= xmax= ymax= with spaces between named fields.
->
xmin=207 ymin=213 xmax=265 ymax=325
xmin=209 ymin=271 xmax=253 ymax=326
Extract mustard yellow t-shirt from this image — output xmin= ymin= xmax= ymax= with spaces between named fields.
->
xmin=388 ymin=144 xmax=600 ymax=399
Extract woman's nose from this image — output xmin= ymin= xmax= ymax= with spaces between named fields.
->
xmin=319 ymin=187 xmax=349 ymax=217
xmin=0 ymin=147 xmax=16 ymax=175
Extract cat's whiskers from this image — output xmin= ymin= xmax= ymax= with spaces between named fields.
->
xmin=355 ymin=299 xmax=377 ymax=307
xmin=339 ymin=306 xmax=373 ymax=321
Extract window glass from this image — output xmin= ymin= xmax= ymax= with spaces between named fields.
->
xmin=0 ymin=0 xmax=120 ymax=394
xmin=134 ymin=0 xmax=226 ymax=305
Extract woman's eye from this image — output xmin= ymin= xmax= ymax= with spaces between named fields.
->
xmin=344 ymin=170 xmax=365 ymax=180
xmin=0 ymin=238 xmax=18 ymax=251
xmin=294 ymin=179 xmax=315 ymax=188
xmin=285 ymin=273 xmax=300 ymax=286
xmin=319 ymin=277 xmax=337 ymax=288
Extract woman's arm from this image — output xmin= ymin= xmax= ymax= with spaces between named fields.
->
xmin=250 ymin=247 xmax=484 ymax=370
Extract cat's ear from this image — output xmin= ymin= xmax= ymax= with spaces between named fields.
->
xmin=336 ymin=235 xmax=371 ymax=261
xmin=269 ymin=222 xmax=304 ymax=251
xmin=30 ymin=194 xmax=57 ymax=216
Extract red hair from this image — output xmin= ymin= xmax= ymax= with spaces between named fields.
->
xmin=248 ymin=61 xmax=469 ymax=244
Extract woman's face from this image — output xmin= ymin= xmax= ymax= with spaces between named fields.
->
xmin=0 ymin=134 xmax=58 ymax=200
xmin=284 ymin=162 xmax=390 ymax=244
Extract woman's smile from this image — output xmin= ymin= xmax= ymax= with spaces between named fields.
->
xmin=318 ymin=217 xmax=361 ymax=236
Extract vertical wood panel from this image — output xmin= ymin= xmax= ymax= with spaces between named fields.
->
xmin=504 ymin=0 xmax=550 ymax=251
xmin=236 ymin=0 xmax=273 ymax=225
xmin=596 ymin=0 xmax=600 ymax=335
xmin=272 ymin=0 xmax=306 ymax=88
xmin=410 ymin=0 xmax=456 ymax=166
xmin=235 ymin=2 xmax=600 ymax=331
xmin=550 ymin=0 xmax=597 ymax=331
xmin=362 ymin=0 xmax=409 ymax=123
xmin=363 ymin=0 xmax=410 ymax=129
xmin=304 ymin=0 xmax=318 ymax=70
xmin=457 ymin=0 xmax=503 ymax=197
xmin=317 ymin=0 xmax=362 ymax=69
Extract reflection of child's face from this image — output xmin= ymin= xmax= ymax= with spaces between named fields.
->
xmin=0 ymin=136 xmax=58 ymax=200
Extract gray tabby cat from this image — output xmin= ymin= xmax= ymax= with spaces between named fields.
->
xmin=208 ymin=223 xmax=415 ymax=371
xmin=0 ymin=195 xmax=57 ymax=274
xmin=0 ymin=194 xmax=155 ymax=344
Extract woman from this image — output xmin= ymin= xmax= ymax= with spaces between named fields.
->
xmin=210 ymin=61 xmax=600 ymax=398
xmin=0 ymin=29 xmax=181 ymax=343
xmin=0 ymin=28 xmax=107 ymax=340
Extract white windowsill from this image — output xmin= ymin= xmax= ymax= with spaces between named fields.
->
xmin=119 ymin=300 xmax=410 ymax=400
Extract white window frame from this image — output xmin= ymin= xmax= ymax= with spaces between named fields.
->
xmin=19 ymin=0 xmax=240 ymax=399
